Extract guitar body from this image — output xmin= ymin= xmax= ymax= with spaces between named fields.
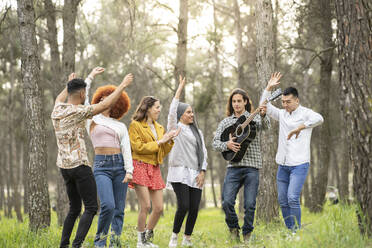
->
xmin=221 ymin=115 xmax=257 ymax=162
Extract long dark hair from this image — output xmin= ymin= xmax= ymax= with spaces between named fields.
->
xmin=226 ymin=88 xmax=252 ymax=116
xmin=132 ymin=96 xmax=159 ymax=122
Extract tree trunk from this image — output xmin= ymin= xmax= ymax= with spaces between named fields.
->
xmin=174 ymin=0 xmax=188 ymax=102
xmin=48 ymin=0 xmax=82 ymax=226
xmin=44 ymin=0 xmax=62 ymax=89
xmin=13 ymin=139 xmax=23 ymax=222
xmin=62 ymin=0 xmax=81 ymax=80
xmin=23 ymin=134 xmax=29 ymax=214
xmin=338 ymin=141 xmax=349 ymax=202
xmin=233 ymin=0 xmax=245 ymax=88
xmin=255 ymin=0 xmax=279 ymax=222
xmin=308 ymin=0 xmax=334 ymax=213
xmin=335 ymin=0 xmax=372 ymax=236
xmin=16 ymin=0 xmax=51 ymax=231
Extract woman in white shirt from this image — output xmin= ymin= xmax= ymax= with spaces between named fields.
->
xmin=84 ymin=67 xmax=134 ymax=248
xmin=167 ymin=76 xmax=208 ymax=247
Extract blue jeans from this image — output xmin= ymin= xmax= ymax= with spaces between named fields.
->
xmin=277 ymin=163 xmax=309 ymax=230
xmin=93 ymin=154 xmax=128 ymax=247
xmin=222 ymin=167 xmax=259 ymax=235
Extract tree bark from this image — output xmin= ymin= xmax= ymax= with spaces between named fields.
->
xmin=338 ymin=142 xmax=349 ymax=202
xmin=308 ymin=0 xmax=334 ymax=213
xmin=174 ymin=0 xmax=188 ymax=102
xmin=62 ymin=0 xmax=81 ymax=80
xmin=335 ymin=0 xmax=372 ymax=236
xmin=22 ymin=132 xmax=29 ymax=214
xmin=233 ymin=0 xmax=245 ymax=88
xmin=46 ymin=0 xmax=82 ymax=226
xmin=16 ymin=0 xmax=51 ymax=231
xmin=44 ymin=0 xmax=61 ymax=91
xmin=255 ymin=0 xmax=279 ymax=222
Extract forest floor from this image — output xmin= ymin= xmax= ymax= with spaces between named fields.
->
xmin=0 ymin=203 xmax=371 ymax=248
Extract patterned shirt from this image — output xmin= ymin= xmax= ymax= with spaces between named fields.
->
xmin=51 ymin=103 xmax=93 ymax=169
xmin=212 ymin=111 xmax=270 ymax=169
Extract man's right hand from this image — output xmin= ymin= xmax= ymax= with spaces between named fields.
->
xmin=227 ymin=133 xmax=240 ymax=152
xmin=266 ymin=72 xmax=282 ymax=91
xmin=88 ymin=67 xmax=105 ymax=78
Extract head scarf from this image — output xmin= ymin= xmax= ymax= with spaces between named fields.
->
xmin=177 ymin=102 xmax=204 ymax=170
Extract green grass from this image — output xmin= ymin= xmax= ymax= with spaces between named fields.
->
xmin=0 ymin=203 xmax=371 ymax=248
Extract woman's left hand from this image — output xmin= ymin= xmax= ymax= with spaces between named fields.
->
xmin=122 ymin=173 xmax=133 ymax=183
xmin=196 ymin=171 xmax=205 ymax=188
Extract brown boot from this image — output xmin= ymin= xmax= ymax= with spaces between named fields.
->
xmin=243 ymin=232 xmax=251 ymax=242
xmin=229 ymin=228 xmax=240 ymax=242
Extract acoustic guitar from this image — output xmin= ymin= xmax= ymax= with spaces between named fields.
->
xmin=221 ymin=88 xmax=282 ymax=162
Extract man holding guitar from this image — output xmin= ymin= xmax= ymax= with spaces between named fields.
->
xmin=260 ymin=72 xmax=323 ymax=232
xmin=212 ymin=88 xmax=270 ymax=243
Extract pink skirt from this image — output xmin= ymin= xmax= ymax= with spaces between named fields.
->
xmin=129 ymin=160 xmax=165 ymax=190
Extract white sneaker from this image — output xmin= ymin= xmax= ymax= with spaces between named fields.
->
xmin=168 ymin=232 xmax=178 ymax=247
xmin=181 ymin=236 xmax=192 ymax=247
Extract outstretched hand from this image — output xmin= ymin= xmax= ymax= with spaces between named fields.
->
xmin=159 ymin=127 xmax=181 ymax=144
xmin=175 ymin=75 xmax=186 ymax=99
xmin=88 ymin=67 xmax=105 ymax=78
xmin=121 ymin=73 xmax=134 ymax=88
xmin=266 ymin=72 xmax=282 ymax=91
xmin=68 ymin=73 xmax=76 ymax=81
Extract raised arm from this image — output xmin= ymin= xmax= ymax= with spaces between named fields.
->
xmin=260 ymin=72 xmax=282 ymax=121
xmin=55 ymin=73 xmax=75 ymax=104
xmin=84 ymin=67 xmax=105 ymax=106
xmin=168 ymin=76 xmax=186 ymax=131
xmin=91 ymin=73 xmax=133 ymax=116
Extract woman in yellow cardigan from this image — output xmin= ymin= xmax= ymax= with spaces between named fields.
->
xmin=129 ymin=96 xmax=180 ymax=248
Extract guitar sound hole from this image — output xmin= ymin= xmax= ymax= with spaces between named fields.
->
xmin=236 ymin=126 xmax=243 ymax=137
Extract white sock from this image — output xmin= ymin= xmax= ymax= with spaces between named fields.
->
xmin=138 ymin=231 xmax=145 ymax=243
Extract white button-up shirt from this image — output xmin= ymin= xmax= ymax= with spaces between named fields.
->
xmin=260 ymin=90 xmax=324 ymax=166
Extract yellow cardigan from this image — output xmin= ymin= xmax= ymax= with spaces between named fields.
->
xmin=128 ymin=120 xmax=174 ymax=165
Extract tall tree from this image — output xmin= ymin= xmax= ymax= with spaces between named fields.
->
xmin=174 ymin=0 xmax=188 ymax=101
xmin=233 ymin=0 xmax=244 ymax=88
xmin=44 ymin=0 xmax=82 ymax=225
xmin=335 ymin=0 xmax=372 ymax=235
xmin=43 ymin=0 xmax=68 ymax=226
xmin=62 ymin=0 xmax=81 ymax=79
xmin=307 ymin=0 xmax=334 ymax=213
xmin=16 ymin=0 xmax=50 ymax=231
xmin=255 ymin=0 xmax=279 ymax=221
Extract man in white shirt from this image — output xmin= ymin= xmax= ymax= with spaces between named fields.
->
xmin=260 ymin=72 xmax=324 ymax=231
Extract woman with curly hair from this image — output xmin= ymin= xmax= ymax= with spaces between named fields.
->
xmin=128 ymin=96 xmax=180 ymax=248
xmin=84 ymin=67 xmax=134 ymax=248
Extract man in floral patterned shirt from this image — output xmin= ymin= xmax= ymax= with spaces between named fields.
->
xmin=51 ymin=69 xmax=133 ymax=248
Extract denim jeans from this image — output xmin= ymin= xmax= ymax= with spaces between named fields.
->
xmin=222 ymin=167 xmax=259 ymax=235
xmin=277 ymin=163 xmax=309 ymax=230
xmin=60 ymin=165 xmax=98 ymax=248
xmin=93 ymin=154 xmax=128 ymax=247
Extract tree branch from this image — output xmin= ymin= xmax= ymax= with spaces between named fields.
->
xmin=0 ymin=6 xmax=11 ymax=33
xmin=145 ymin=66 xmax=175 ymax=92
xmin=286 ymin=45 xmax=336 ymax=68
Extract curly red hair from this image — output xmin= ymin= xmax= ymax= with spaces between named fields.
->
xmin=91 ymin=85 xmax=130 ymax=120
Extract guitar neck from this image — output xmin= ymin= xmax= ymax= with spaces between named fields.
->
xmin=240 ymin=99 xmax=268 ymax=129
